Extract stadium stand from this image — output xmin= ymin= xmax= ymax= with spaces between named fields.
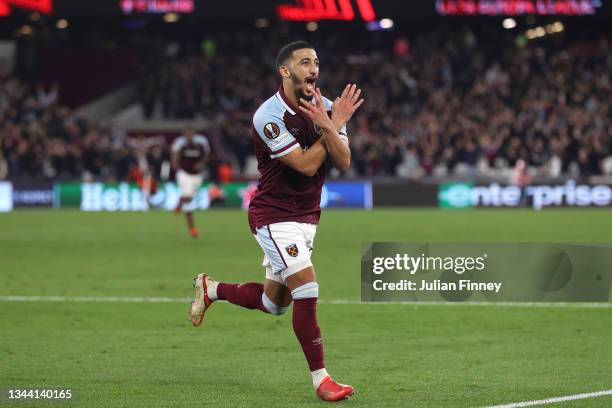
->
xmin=1 ymin=23 xmax=611 ymax=182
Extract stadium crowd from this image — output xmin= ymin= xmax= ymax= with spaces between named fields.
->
xmin=0 ymin=76 xmax=132 ymax=181
xmin=2 ymin=25 xmax=612 ymax=181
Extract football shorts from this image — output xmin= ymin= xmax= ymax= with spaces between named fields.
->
xmin=254 ymin=222 xmax=316 ymax=285
xmin=176 ymin=170 xmax=204 ymax=198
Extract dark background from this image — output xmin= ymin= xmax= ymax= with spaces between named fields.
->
xmin=6 ymin=0 xmax=612 ymax=19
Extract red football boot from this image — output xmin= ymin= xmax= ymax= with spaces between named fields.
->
xmin=189 ymin=227 xmax=199 ymax=238
xmin=316 ymin=376 xmax=354 ymax=402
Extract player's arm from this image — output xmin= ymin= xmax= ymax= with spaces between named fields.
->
xmin=278 ymin=139 xmax=327 ymax=177
xmin=171 ymin=151 xmax=179 ymax=170
xmin=322 ymin=123 xmax=351 ymax=172
xmin=254 ymin=109 xmax=327 ymax=177
xmin=299 ymin=87 xmax=362 ymax=172
xmin=170 ymin=138 xmax=182 ymax=171
xmin=330 ymin=84 xmax=363 ymax=137
xmin=327 ymin=84 xmax=364 ymax=171
xmin=195 ymin=136 xmax=211 ymax=173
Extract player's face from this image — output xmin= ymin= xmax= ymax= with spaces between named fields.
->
xmin=287 ymin=48 xmax=319 ymax=100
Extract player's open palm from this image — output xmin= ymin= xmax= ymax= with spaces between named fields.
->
xmin=331 ymin=84 xmax=364 ymax=126
xmin=299 ymin=88 xmax=334 ymax=130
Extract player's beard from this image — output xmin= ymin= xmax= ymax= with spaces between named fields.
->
xmin=290 ymin=72 xmax=313 ymax=102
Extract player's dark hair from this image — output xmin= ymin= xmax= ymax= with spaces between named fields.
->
xmin=276 ymin=41 xmax=315 ymax=69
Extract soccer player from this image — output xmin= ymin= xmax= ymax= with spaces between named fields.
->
xmin=189 ymin=41 xmax=364 ymax=402
xmin=126 ymin=134 xmax=164 ymax=209
xmin=171 ymin=127 xmax=211 ymax=238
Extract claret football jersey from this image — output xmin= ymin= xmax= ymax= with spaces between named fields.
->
xmin=248 ymin=86 xmax=347 ymax=233
xmin=171 ymin=135 xmax=211 ymax=175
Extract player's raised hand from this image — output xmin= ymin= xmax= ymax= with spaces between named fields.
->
xmin=331 ymin=84 xmax=364 ymax=127
xmin=299 ymin=88 xmax=334 ymax=131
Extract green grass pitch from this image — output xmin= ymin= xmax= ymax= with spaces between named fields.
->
xmin=1 ymin=209 xmax=611 ymax=407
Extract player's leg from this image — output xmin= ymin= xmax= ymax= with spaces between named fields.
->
xmin=174 ymin=169 xmax=193 ymax=213
xmin=189 ymin=227 xmax=293 ymax=323
xmin=189 ymin=276 xmax=290 ymax=326
xmin=184 ymin=173 xmax=204 ymax=237
xmin=185 ymin=210 xmax=197 ymax=237
xmin=209 ymin=224 xmax=297 ymax=314
xmin=277 ymin=222 xmax=354 ymax=401
xmin=137 ymin=153 xmax=151 ymax=210
xmin=175 ymin=170 xmax=199 ymax=237
xmin=202 ymin=254 xmax=292 ymax=315
xmin=174 ymin=196 xmax=187 ymax=213
xmin=263 ymin=278 xmax=293 ymax=310
xmin=175 ymin=170 xmax=188 ymax=213
xmin=285 ymin=267 xmax=354 ymax=401
xmin=212 ymin=277 xmax=290 ymax=314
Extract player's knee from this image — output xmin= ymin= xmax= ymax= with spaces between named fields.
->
xmin=261 ymin=292 xmax=288 ymax=315
xmin=291 ymin=282 xmax=319 ymax=299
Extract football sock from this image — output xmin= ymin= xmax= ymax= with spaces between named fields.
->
xmin=176 ymin=196 xmax=188 ymax=212
xmin=311 ymin=367 xmax=329 ymax=389
xmin=291 ymin=283 xmax=325 ymax=375
xmin=206 ymin=279 xmax=218 ymax=301
xmin=217 ymin=283 xmax=269 ymax=313
xmin=185 ymin=211 xmax=195 ymax=229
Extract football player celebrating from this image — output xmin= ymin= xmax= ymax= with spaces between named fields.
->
xmin=189 ymin=41 xmax=363 ymax=401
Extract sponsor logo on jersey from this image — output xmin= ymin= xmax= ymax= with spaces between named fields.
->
xmin=285 ymin=243 xmax=299 ymax=257
xmin=183 ymin=148 xmax=202 ymax=158
xmin=290 ymin=127 xmax=300 ymax=136
xmin=263 ymin=122 xmax=281 ymax=139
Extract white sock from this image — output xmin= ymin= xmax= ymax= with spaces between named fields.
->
xmin=206 ymin=278 xmax=218 ymax=301
xmin=311 ymin=368 xmax=329 ymax=389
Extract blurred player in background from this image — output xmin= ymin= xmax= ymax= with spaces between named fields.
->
xmin=171 ymin=127 xmax=211 ymax=237
xmin=189 ymin=41 xmax=364 ymax=401
xmin=126 ymin=134 xmax=165 ymax=209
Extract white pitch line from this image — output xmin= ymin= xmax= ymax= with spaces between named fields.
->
xmin=0 ymin=295 xmax=192 ymax=303
xmin=484 ymin=389 xmax=612 ymax=408
xmin=0 ymin=295 xmax=610 ymax=308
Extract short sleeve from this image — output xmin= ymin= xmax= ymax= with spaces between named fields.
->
xmin=195 ymin=135 xmax=211 ymax=154
xmin=171 ymin=137 xmax=185 ymax=152
xmin=253 ymin=109 xmax=299 ymax=159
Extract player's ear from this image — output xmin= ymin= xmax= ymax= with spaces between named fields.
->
xmin=279 ymin=65 xmax=291 ymax=79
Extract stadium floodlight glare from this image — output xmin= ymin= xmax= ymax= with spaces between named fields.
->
xmin=163 ymin=12 xmax=179 ymax=23
xmin=56 ymin=18 xmax=67 ymax=29
xmin=379 ymin=18 xmax=394 ymax=29
xmin=552 ymin=22 xmax=565 ymax=33
xmin=306 ymin=21 xmax=318 ymax=31
xmin=502 ymin=18 xmax=516 ymax=29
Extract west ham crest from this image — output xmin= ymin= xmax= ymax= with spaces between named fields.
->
xmin=285 ymin=244 xmax=299 ymax=257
